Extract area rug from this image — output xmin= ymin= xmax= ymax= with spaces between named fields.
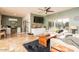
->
xmin=23 ymin=40 xmax=50 ymax=52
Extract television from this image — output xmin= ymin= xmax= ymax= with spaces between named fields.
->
xmin=34 ymin=16 xmax=44 ymax=23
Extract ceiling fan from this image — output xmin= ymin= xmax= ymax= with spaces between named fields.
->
xmin=39 ymin=7 xmax=54 ymax=14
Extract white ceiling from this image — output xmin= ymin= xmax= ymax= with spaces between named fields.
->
xmin=0 ymin=7 xmax=73 ymax=17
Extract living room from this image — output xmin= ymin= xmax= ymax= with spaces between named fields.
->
xmin=0 ymin=7 xmax=79 ymax=52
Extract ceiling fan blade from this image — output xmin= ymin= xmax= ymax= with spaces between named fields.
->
xmin=47 ymin=7 xmax=51 ymax=10
xmin=46 ymin=7 xmax=51 ymax=11
xmin=47 ymin=10 xmax=54 ymax=12
xmin=38 ymin=7 xmax=53 ymax=14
